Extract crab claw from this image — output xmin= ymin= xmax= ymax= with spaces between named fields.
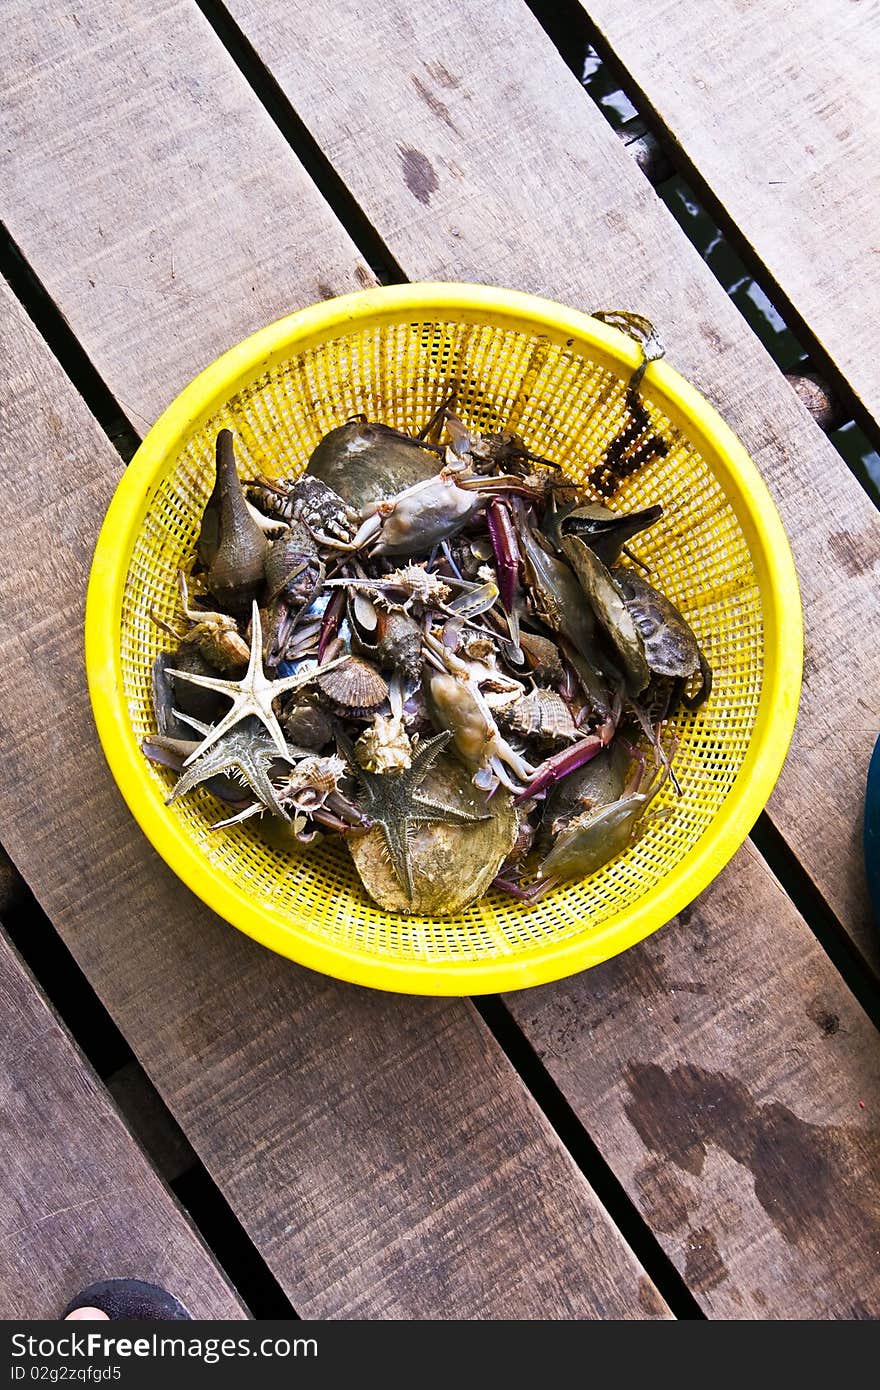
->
xmin=513 ymin=734 xmax=603 ymax=805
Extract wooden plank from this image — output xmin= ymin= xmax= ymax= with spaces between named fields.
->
xmin=0 ymin=0 xmax=374 ymax=429
xmin=0 ymin=283 xmax=665 ymax=1316
xmin=202 ymin=0 xmax=880 ymax=1315
xmin=220 ymin=0 xmax=880 ymax=969
xmin=584 ymin=0 xmax=880 ymax=429
xmin=0 ymin=928 xmax=244 ymax=1319
xmin=507 ymin=844 xmax=880 ymax=1320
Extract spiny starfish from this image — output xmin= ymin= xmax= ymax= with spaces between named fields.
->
xmin=339 ymin=729 xmax=489 ymax=901
xmin=166 ymin=711 xmax=308 ymax=820
xmin=166 ymin=601 xmax=344 ymax=766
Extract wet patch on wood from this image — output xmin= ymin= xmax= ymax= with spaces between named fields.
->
xmin=624 ymin=1061 xmax=880 ymax=1250
xmin=398 ymin=146 xmax=439 ymax=204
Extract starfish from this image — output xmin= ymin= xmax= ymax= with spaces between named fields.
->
xmin=166 ymin=601 xmax=344 ymax=766
xmin=166 ymin=711 xmax=309 ymax=820
xmin=339 ymin=729 xmax=489 ymax=901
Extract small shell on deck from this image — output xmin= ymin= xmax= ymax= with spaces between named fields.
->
xmin=499 ymin=687 xmax=579 ymax=746
xmin=315 ymin=655 xmax=389 ymax=715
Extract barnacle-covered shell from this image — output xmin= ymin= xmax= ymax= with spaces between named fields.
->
xmin=315 ymin=655 xmax=388 ymax=714
xmin=264 ymin=523 xmax=321 ymax=604
xmin=499 ymin=688 xmax=579 ymax=747
xmin=347 ymin=754 xmax=517 ymax=914
xmin=376 ymin=610 xmax=423 ymax=680
xmin=355 ymin=714 xmax=413 ymax=773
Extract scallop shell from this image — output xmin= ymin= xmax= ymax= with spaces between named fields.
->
xmin=315 ymin=655 xmax=388 ymax=713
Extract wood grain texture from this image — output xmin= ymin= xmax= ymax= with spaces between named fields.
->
xmin=584 ymin=0 xmax=880 ymax=428
xmin=0 ymin=928 xmax=245 ymax=1319
xmin=210 ymin=0 xmax=880 ymax=1314
xmin=222 ymin=0 xmax=880 ymax=967
xmin=0 ymin=0 xmax=374 ymax=429
xmin=507 ymin=843 xmax=880 ymax=1319
xmin=0 ymin=281 xmax=665 ymax=1319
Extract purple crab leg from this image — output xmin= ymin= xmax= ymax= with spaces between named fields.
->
xmin=513 ymin=734 xmax=604 ymax=805
xmin=486 ymin=498 xmax=520 ymax=613
xmin=492 ymin=874 xmax=558 ymax=903
xmin=318 ymin=587 xmax=346 ymax=662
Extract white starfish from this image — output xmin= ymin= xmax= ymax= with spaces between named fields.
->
xmin=166 ymin=601 xmax=344 ymax=766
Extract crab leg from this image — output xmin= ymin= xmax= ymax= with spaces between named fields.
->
xmin=513 ymin=734 xmax=604 ymax=805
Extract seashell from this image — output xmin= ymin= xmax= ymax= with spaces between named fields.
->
xmin=281 ymin=701 xmax=335 ymax=750
xmin=355 ymin=714 xmax=413 ymax=773
xmin=518 ymin=631 xmax=566 ymax=686
xmin=347 ymin=753 xmax=517 ymax=914
xmin=376 ymin=609 xmax=423 ymax=680
xmin=315 ymin=655 xmax=388 ymax=715
xmin=499 ymin=688 xmax=579 ymax=747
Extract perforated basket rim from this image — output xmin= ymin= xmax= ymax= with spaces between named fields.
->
xmin=85 ymin=283 xmax=802 ymax=995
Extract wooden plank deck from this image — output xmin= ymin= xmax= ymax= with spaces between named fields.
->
xmin=201 ymin=0 xmax=880 ymax=1316
xmin=584 ymin=0 xmax=880 ymax=430
xmin=0 ymin=0 xmax=878 ymax=1322
xmin=0 ymin=927 xmax=245 ymax=1319
xmin=0 ymin=273 xmax=666 ymax=1319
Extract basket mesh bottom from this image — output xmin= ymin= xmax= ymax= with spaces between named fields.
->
xmin=121 ymin=318 xmax=763 ymax=964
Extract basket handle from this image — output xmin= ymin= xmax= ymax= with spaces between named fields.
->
xmin=591 ymin=310 xmax=665 ymax=389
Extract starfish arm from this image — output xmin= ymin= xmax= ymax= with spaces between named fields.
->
xmin=253 ymin=703 xmax=294 ymax=760
xmin=181 ymin=696 xmax=249 ymax=765
xmin=238 ymin=753 xmax=289 ymax=819
xmin=172 ymin=709 xmax=213 ymax=736
xmin=164 ymin=666 xmax=239 ymax=696
xmin=410 ymin=796 xmax=489 ymax=826
xmin=408 ymin=730 xmax=453 ymax=781
xmin=210 ymin=802 xmax=264 ymax=830
xmin=166 ymin=744 xmax=230 ymax=801
xmin=380 ymin=818 xmax=415 ymax=901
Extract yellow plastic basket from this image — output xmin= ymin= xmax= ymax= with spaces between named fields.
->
xmin=86 ymin=284 xmax=802 ymax=994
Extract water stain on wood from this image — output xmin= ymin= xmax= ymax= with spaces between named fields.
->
xmin=806 ymin=996 xmax=841 ymax=1037
xmin=624 ymin=1062 xmax=880 ymax=1254
xmin=634 ymin=1157 xmax=699 ymax=1233
xmin=423 ymin=61 xmax=460 ymax=90
xmin=398 ymin=146 xmax=439 ymax=205
xmin=410 ymin=75 xmax=460 ymax=134
xmin=827 ymin=529 xmax=874 ymax=578
xmin=684 ymin=1225 xmax=727 ymax=1292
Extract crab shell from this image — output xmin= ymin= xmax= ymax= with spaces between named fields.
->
xmin=347 ymin=753 xmax=518 ymax=914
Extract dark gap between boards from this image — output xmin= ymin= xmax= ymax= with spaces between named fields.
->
xmin=475 ymin=995 xmax=705 ymax=1319
xmin=525 ymin=0 xmax=880 ymax=505
xmin=193 ymin=0 xmax=406 ymax=287
xmin=0 ymin=848 xmax=295 ymax=1318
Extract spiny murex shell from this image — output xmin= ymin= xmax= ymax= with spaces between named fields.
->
xmin=347 ymin=753 xmax=518 ymax=914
